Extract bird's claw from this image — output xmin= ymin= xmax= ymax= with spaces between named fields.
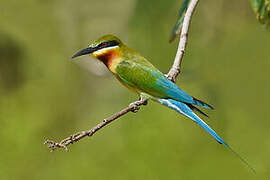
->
xmin=129 ymin=102 xmax=141 ymax=113
xmin=165 ymin=73 xmax=176 ymax=83
xmin=142 ymin=100 xmax=148 ymax=106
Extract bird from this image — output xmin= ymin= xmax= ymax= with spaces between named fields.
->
xmin=72 ymin=34 xmax=255 ymax=173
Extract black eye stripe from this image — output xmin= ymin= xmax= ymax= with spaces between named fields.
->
xmin=109 ymin=40 xmax=119 ymax=46
xmin=97 ymin=40 xmax=119 ymax=49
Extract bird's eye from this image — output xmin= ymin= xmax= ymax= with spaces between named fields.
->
xmin=102 ymin=42 xmax=108 ymax=47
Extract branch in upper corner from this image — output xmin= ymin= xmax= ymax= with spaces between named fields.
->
xmin=167 ymin=0 xmax=200 ymax=82
xmin=44 ymin=99 xmax=148 ymax=151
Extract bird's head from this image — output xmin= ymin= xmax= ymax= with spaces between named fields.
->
xmin=72 ymin=34 xmax=123 ymax=65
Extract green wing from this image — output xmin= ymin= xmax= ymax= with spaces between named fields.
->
xmin=116 ymin=60 xmax=213 ymax=109
xmin=116 ymin=60 xmax=194 ymax=102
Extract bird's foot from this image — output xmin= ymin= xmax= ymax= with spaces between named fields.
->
xmin=165 ymin=73 xmax=176 ymax=83
xmin=129 ymin=102 xmax=141 ymax=113
xmin=139 ymin=94 xmax=149 ymax=105
xmin=129 ymin=98 xmax=148 ymax=113
xmin=141 ymin=99 xmax=148 ymax=105
xmin=142 ymin=100 xmax=148 ymax=106
xmin=138 ymin=97 xmax=148 ymax=106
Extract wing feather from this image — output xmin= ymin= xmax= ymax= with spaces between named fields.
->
xmin=116 ymin=60 xmax=194 ymax=103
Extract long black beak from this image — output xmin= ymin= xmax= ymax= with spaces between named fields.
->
xmin=72 ymin=47 xmax=96 ymax=59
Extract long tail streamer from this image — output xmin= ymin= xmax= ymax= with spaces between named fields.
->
xmin=157 ymin=98 xmax=256 ymax=174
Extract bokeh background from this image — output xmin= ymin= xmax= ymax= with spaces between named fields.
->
xmin=0 ymin=0 xmax=269 ymax=179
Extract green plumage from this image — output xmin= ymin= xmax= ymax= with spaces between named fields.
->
xmin=72 ymin=35 xmax=255 ymax=173
xmin=116 ymin=60 xmax=163 ymax=96
xmin=114 ymin=46 xmax=212 ymax=109
xmin=76 ymin=34 xmax=212 ymax=108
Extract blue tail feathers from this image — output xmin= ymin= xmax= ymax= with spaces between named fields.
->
xmin=157 ymin=98 xmax=255 ymax=173
xmin=192 ymin=97 xmax=214 ymax=110
xmin=158 ymin=98 xmax=224 ymax=145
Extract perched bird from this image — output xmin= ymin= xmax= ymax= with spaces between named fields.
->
xmin=72 ymin=34 xmax=254 ymax=172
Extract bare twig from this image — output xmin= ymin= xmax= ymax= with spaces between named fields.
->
xmin=44 ymin=99 xmax=147 ymax=151
xmin=167 ymin=0 xmax=200 ymax=82
xmin=44 ymin=0 xmax=200 ymax=151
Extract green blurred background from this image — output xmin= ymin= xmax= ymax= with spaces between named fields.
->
xmin=0 ymin=0 xmax=269 ymax=179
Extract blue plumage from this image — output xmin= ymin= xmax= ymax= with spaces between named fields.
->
xmin=157 ymin=98 xmax=225 ymax=145
xmin=156 ymin=98 xmax=255 ymax=173
xmin=155 ymin=75 xmax=214 ymax=109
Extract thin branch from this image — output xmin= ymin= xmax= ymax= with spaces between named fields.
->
xmin=44 ymin=99 xmax=147 ymax=151
xmin=44 ymin=0 xmax=200 ymax=151
xmin=167 ymin=0 xmax=200 ymax=82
